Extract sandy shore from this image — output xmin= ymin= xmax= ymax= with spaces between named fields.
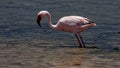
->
xmin=0 ymin=38 xmax=120 ymax=68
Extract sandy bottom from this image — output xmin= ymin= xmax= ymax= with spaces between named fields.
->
xmin=0 ymin=38 xmax=120 ymax=68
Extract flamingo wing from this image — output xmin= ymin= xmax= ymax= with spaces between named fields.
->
xmin=59 ymin=16 xmax=88 ymax=26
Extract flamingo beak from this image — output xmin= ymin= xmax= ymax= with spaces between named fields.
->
xmin=36 ymin=15 xmax=42 ymax=27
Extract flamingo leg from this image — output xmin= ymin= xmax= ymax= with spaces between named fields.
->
xmin=78 ymin=33 xmax=85 ymax=48
xmin=75 ymin=33 xmax=82 ymax=48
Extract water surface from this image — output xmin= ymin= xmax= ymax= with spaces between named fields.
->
xmin=0 ymin=0 xmax=120 ymax=68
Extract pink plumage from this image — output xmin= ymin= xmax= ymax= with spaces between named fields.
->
xmin=36 ymin=10 xmax=96 ymax=48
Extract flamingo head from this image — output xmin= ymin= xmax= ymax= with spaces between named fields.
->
xmin=36 ymin=11 xmax=49 ymax=27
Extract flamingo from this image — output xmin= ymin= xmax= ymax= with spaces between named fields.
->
xmin=36 ymin=10 xmax=96 ymax=48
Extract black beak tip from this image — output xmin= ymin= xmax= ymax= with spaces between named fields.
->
xmin=38 ymin=23 xmax=41 ymax=27
xmin=36 ymin=15 xmax=42 ymax=27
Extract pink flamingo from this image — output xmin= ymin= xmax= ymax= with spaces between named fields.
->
xmin=36 ymin=10 xmax=96 ymax=48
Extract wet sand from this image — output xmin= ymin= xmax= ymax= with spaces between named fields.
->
xmin=0 ymin=37 xmax=120 ymax=68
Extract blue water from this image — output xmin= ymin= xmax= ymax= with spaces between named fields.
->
xmin=0 ymin=0 xmax=120 ymax=68
xmin=0 ymin=0 xmax=120 ymax=47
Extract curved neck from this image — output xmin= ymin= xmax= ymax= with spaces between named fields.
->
xmin=46 ymin=12 xmax=57 ymax=30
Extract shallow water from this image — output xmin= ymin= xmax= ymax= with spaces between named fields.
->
xmin=0 ymin=0 xmax=120 ymax=68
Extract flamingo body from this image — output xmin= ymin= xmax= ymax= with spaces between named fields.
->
xmin=36 ymin=10 xmax=96 ymax=48
xmin=56 ymin=16 xmax=96 ymax=33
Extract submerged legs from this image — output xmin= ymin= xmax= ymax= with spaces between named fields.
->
xmin=75 ymin=33 xmax=85 ymax=48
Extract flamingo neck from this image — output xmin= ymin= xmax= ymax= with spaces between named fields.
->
xmin=46 ymin=13 xmax=57 ymax=30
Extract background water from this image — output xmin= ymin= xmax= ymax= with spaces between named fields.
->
xmin=0 ymin=0 xmax=120 ymax=68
